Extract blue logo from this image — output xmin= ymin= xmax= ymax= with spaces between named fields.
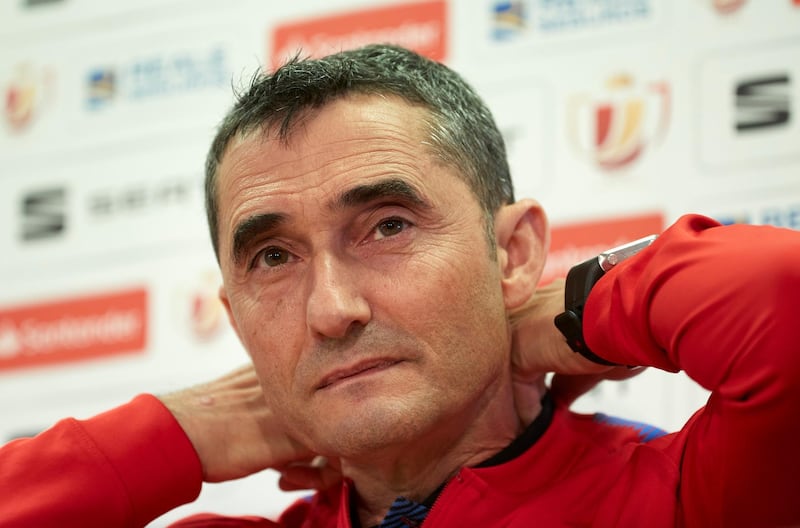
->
xmin=86 ymin=46 xmax=228 ymax=110
xmin=491 ymin=0 xmax=652 ymax=41
xmin=715 ymin=203 xmax=800 ymax=230
xmin=492 ymin=1 xmax=528 ymax=40
xmin=86 ymin=68 xmax=116 ymax=109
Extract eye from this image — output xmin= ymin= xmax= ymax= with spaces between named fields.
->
xmin=372 ymin=218 xmax=408 ymax=240
xmin=254 ymin=246 xmax=291 ymax=268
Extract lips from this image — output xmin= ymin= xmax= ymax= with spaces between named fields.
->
xmin=316 ymin=358 xmax=402 ymax=390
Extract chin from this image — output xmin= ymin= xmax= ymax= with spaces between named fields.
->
xmin=311 ymin=398 xmax=434 ymax=457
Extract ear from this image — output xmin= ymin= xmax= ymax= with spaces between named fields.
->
xmin=494 ymin=199 xmax=550 ymax=312
xmin=218 ymin=285 xmax=242 ymax=341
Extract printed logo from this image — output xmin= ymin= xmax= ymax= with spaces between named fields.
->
xmin=533 ymin=0 xmax=653 ymax=32
xmin=713 ymin=211 xmax=751 ymax=226
xmin=85 ymin=46 xmax=228 ymax=110
xmin=0 ymin=288 xmax=147 ymax=371
xmin=540 ymin=212 xmax=664 ymax=285
xmin=734 ymin=74 xmax=791 ymax=132
xmin=535 ymin=0 xmax=652 ymax=32
xmin=23 ymin=0 xmax=66 ymax=6
xmin=697 ymin=41 xmax=800 ymax=169
xmin=568 ymin=74 xmax=670 ymax=170
xmin=271 ymin=1 xmax=447 ymax=68
xmin=85 ymin=68 xmax=116 ymax=109
xmin=19 ymin=187 xmax=66 ymax=242
xmin=710 ymin=0 xmax=746 ymax=14
xmin=492 ymin=1 xmax=527 ymax=41
xmin=714 ymin=203 xmax=800 ymax=230
xmin=87 ymin=177 xmax=198 ymax=218
xmin=173 ymin=271 xmax=226 ymax=342
xmin=3 ymin=63 xmax=53 ymax=132
xmin=490 ymin=0 xmax=653 ymax=41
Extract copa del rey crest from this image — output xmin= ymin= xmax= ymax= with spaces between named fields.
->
xmin=568 ymin=73 xmax=670 ymax=171
xmin=712 ymin=0 xmax=746 ymax=14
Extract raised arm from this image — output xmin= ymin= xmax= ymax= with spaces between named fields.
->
xmin=0 ymin=394 xmax=202 ymax=527
xmin=585 ymin=214 xmax=800 ymax=527
xmin=0 ymin=365 xmax=328 ymax=527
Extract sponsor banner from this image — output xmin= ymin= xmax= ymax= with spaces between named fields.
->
xmin=270 ymin=0 xmax=447 ymax=68
xmin=83 ymin=44 xmax=229 ymax=112
xmin=697 ymin=40 xmax=800 ymax=170
xmin=487 ymin=0 xmax=660 ymax=44
xmin=541 ymin=212 xmax=664 ymax=285
xmin=1 ymin=146 xmax=210 ymax=273
xmin=0 ymin=288 xmax=147 ymax=371
xmin=0 ymin=23 xmax=247 ymax=163
xmin=567 ymin=73 xmax=670 ymax=171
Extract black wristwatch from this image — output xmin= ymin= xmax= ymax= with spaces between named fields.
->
xmin=554 ymin=234 xmax=657 ymax=366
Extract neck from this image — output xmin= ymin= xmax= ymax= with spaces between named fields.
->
xmin=344 ymin=380 xmax=545 ymax=527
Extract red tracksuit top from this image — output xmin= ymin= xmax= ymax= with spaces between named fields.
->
xmin=2 ymin=215 xmax=799 ymax=527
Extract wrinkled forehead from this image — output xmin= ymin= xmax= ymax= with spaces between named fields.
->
xmin=217 ymin=93 xmax=437 ymax=182
xmin=230 ymin=91 xmax=433 ymax=153
xmin=217 ymin=97 xmax=434 ymax=192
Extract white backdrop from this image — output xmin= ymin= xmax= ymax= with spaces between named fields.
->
xmin=1 ymin=0 xmax=798 ymax=525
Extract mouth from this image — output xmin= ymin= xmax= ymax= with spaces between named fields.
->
xmin=316 ymin=359 xmax=403 ymax=390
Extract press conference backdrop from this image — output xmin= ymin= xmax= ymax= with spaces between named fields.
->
xmin=0 ymin=0 xmax=798 ymax=525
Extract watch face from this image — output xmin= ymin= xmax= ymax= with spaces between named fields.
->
xmin=599 ymin=234 xmax=657 ymax=271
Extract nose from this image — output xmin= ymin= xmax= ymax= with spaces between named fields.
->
xmin=306 ymin=252 xmax=371 ymax=340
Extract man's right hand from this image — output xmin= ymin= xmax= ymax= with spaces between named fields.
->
xmin=158 ymin=364 xmax=340 ymax=487
xmin=510 ymin=279 xmax=645 ymax=417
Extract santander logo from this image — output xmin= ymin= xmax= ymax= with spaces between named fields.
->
xmin=270 ymin=1 xmax=448 ymax=69
xmin=0 ymin=288 xmax=147 ymax=371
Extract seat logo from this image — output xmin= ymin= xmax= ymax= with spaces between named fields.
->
xmin=19 ymin=187 xmax=66 ymax=242
xmin=734 ymin=74 xmax=791 ymax=132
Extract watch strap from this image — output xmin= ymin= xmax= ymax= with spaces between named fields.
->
xmin=553 ymin=234 xmax=657 ymax=367
xmin=554 ymin=257 xmax=619 ymax=366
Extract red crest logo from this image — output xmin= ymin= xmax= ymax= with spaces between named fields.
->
xmin=568 ymin=74 xmax=670 ymax=171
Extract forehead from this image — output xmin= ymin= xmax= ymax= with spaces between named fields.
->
xmin=217 ymin=94 xmax=434 ymax=196
xmin=214 ymin=94 xmax=467 ymax=245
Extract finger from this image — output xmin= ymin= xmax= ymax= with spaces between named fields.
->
xmin=278 ymin=456 xmax=342 ymax=491
xmin=512 ymin=378 xmax=543 ymax=426
xmin=549 ymin=372 xmax=603 ymax=406
xmin=550 ymin=367 xmax=647 ymax=406
xmin=278 ymin=463 xmax=343 ymax=492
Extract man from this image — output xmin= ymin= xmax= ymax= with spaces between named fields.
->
xmin=1 ymin=44 xmax=798 ymax=527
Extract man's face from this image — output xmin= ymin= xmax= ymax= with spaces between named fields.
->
xmin=216 ymin=94 xmax=513 ymax=458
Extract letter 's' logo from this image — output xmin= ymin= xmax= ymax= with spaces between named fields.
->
xmin=19 ymin=187 xmax=66 ymax=242
xmin=734 ymin=74 xmax=791 ymax=132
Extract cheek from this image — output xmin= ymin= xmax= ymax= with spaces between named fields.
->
xmin=232 ymin=292 xmax=305 ymax=388
xmin=400 ymin=253 xmax=509 ymax=354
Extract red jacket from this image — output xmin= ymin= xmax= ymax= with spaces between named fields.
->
xmin=2 ymin=215 xmax=799 ymax=527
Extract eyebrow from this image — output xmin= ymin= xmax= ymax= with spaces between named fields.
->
xmin=231 ymin=213 xmax=287 ymax=266
xmin=330 ymin=178 xmax=429 ymax=211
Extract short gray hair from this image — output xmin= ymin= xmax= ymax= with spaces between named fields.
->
xmin=205 ymin=44 xmax=514 ymax=259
